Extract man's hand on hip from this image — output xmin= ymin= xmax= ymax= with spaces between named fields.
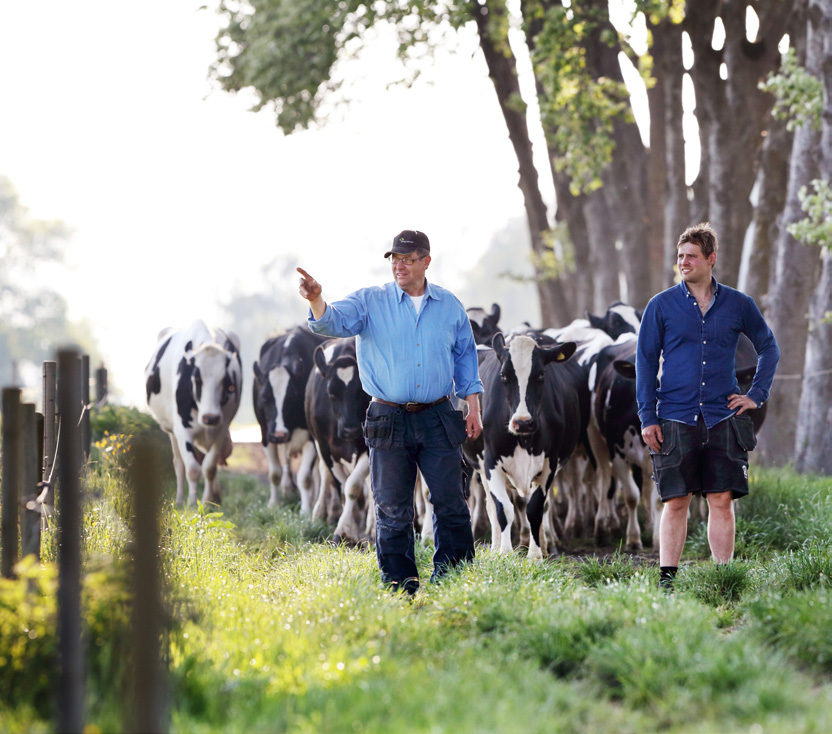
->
xmin=728 ymin=393 xmax=758 ymax=415
xmin=642 ymin=424 xmax=663 ymax=453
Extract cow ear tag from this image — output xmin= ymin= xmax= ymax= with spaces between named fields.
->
xmin=557 ymin=353 xmax=566 ymax=361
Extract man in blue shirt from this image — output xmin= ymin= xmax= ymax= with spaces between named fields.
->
xmin=297 ymin=229 xmax=484 ymax=596
xmin=636 ymin=223 xmax=779 ymax=591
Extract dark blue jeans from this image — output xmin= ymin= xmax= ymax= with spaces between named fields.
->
xmin=363 ymin=399 xmax=474 ymax=589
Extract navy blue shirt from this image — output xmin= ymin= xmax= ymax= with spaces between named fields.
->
xmin=308 ymin=280 xmax=483 ymax=403
xmin=636 ymin=278 xmax=780 ymax=429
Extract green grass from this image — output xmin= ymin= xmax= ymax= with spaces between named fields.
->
xmin=2 ymin=462 xmax=832 ymax=733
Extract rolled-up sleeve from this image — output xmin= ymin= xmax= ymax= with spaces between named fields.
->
xmin=308 ymin=292 xmax=368 ymax=338
xmin=452 ymin=312 xmax=483 ymax=399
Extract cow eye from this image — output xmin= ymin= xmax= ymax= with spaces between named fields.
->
xmin=535 ymin=373 xmax=545 ymax=383
xmin=500 ymin=373 xmax=509 ymax=383
xmin=227 ymin=384 xmax=236 ymax=393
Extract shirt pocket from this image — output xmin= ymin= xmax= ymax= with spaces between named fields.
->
xmin=714 ymin=317 xmax=742 ymax=349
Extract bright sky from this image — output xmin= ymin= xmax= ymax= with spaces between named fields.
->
xmin=0 ymin=2 xmax=532 ymax=408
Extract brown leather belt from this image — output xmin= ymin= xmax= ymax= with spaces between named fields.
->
xmin=372 ymin=396 xmax=449 ymax=413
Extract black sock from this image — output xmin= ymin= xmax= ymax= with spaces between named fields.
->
xmin=659 ymin=566 xmax=678 ymax=586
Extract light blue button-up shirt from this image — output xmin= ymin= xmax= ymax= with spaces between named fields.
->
xmin=636 ymin=277 xmax=780 ymax=429
xmin=308 ymin=280 xmax=483 ymax=404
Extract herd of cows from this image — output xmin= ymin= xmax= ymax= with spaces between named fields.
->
xmin=144 ymin=304 xmax=764 ymax=558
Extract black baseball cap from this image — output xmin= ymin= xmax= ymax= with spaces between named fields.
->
xmin=384 ymin=229 xmax=430 ymax=258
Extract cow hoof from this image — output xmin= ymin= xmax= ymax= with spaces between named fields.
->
xmin=625 ymin=541 xmax=643 ymax=552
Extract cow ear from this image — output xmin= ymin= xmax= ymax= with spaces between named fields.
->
xmin=613 ymin=360 xmax=637 ymax=380
xmin=491 ymin=332 xmax=506 ymax=352
xmin=587 ymin=313 xmax=604 ymax=330
xmin=313 ymin=345 xmax=329 ymax=376
xmin=253 ymin=361 xmax=263 ymax=380
xmin=545 ymin=341 xmax=576 ymax=364
xmin=490 ymin=303 xmax=501 ymax=322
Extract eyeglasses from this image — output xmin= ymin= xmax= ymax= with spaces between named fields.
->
xmin=390 ymin=256 xmax=426 ymax=267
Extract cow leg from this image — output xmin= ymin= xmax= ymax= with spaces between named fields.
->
xmin=264 ymin=443 xmax=282 ymax=507
xmin=526 ymin=486 xmax=547 ymax=560
xmin=543 ymin=487 xmax=560 ymax=557
xmin=278 ymin=443 xmax=296 ymax=498
xmin=416 ymin=472 xmax=435 ymax=547
xmin=295 ymin=441 xmax=318 ymax=516
xmin=312 ymin=457 xmax=331 ymax=521
xmin=468 ymin=472 xmax=488 ymax=540
xmin=486 ymin=471 xmax=515 ymax=553
xmin=169 ymin=434 xmax=187 ymax=506
xmin=481 ymin=472 xmax=501 ymax=549
xmin=613 ymin=456 xmax=643 ymax=551
xmin=364 ymin=478 xmax=376 ymax=539
xmin=333 ymin=454 xmax=369 ymax=545
xmin=177 ymin=436 xmax=204 ymax=506
xmin=201 ymin=441 xmax=223 ymax=505
xmin=639 ymin=457 xmax=663 ymax=551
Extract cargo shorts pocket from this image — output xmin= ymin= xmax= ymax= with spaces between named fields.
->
xmin=649 ymin=419 xmax=681 ymax=478
xmin=438 ymin=409 xmax=468 ymax=448
xmin=363 ymin=414 xmax=393 ymax=451
xmin=730 ymin=413 xmax=757 ymax=452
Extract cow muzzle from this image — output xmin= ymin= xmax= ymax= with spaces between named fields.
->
xmin=339 ymin=426 xmax=363 ymax=441
xmin=201 ymin=414 xmax=221 ymax=426
xmin=510 ymin=417 xmax=537 ymax=435
xmin=269 ymin=430 xmax=290 ymax=444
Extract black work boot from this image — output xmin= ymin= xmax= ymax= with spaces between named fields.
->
xmin=659 ymin=566 xmax=678 ymax=593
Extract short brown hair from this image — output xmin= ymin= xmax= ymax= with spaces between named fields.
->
xmin=677 ymin=222 xmax=718 ymax=258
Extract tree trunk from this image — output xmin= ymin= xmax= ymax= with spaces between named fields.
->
xmin=649 ymin=15 xmax=687 ymax=290
xmin=740 ymin=114 xmax=793 ymax=302
xmin=686 ymin=0 xmax=795 ymax=287
xmin=795 ymin=0 xmax=832 ymax=474
xmin=472 ymin=0 xmax=570 ymax=325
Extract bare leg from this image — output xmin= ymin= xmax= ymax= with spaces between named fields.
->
xmin=659 ymin=494 xmax=693 ymax=567
xmin=706 ymin=491 xmax=735 ymax=563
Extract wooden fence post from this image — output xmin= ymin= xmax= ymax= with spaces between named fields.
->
xmin=21 ymin=405 xmax=42 ymax=558
xmin=43 ymin=360 xmax=57 ymax=486
xmin=1 ymin=387 xmax=22 ymax=579
xmin=56 ymin=349 xmax=84 ymax=733
xmin=126 ymin=437 xmax=168 ymax=733
xmin=81 ymin=355 xmax=91 ymax=462
xmin=95 ymin=364 xmax=108 ymax=406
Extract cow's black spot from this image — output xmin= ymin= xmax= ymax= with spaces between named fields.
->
xmin=145 ymin=336 xmax=172 ymax=402
xmin=176 ymin=357 xmax=197 ymax=428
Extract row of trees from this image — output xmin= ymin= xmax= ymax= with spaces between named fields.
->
xmin=208 ymin=1 xmax=832 ymax=473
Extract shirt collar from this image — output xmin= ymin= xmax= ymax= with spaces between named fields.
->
xmin=679 ymin=275 xmax=720 ymax=301
xmin=392 ymin=279 xmax=440 ymax=302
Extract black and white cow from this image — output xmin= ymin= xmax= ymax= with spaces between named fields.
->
xmin=588 ymin=334 xmax=661 ymax=550
xmin=466 ymin=303 xmax=502 ymax=346
xmin=253 ymin=326 xmax=328 ymax=511
xmin=145 ymin=320 xmax=242 ymax=505
xmin=305 ymin=338 xmax=372 ymax=544
xmin=476 ymin=332 xmax=585 ymax=559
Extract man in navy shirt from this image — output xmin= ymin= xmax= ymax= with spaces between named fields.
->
xmin=636 ymin=223 xmax=779 ymax=591
xmin=297 ymin=229 xmax=483 ymax=596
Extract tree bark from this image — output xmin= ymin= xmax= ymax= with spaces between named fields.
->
xmin=795 ymin=0 xmax=832 ymax=474
xmin=648 ymin=16 xmax=687 ymax=290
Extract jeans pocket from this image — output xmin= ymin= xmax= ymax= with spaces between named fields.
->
xmin=730 ymin=414 xmax=757 ymax=451
xmin=438 ymin=409 xmax=467 ymax=448
xmin=363 ymin=414 xmax=393 ymax=450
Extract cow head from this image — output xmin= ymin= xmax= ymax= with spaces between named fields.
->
xmin=467 ymin=303 xmax=502 ymax=346
xmin=492 ymin=332 xmax=576 ymax=436
xmin=313 ymin=344 xmax=369 ymax=441
xmin=253 ymin=343 xmax=309 ymax=445
xmin=588 ymin=302 xmax=643 ymax=340
xmin=183 ymin=341 xmax=241 ymax=427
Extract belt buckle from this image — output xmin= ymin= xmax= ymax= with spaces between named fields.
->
xmin=405 ymin=402 xmax=420 ymax=412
